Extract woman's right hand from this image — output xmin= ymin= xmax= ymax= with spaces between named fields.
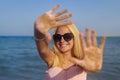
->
xmin=34 ymin=4 xmax=72 ymax=40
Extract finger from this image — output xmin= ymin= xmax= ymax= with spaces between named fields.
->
xmin=55 ymin=14 xmax=72 ymax=21
xmin=92 ymin=29 xmax=97 ymax=47
xmin=86 ymin=28 xmax=92 ymax=47
xmin=48 ymin=4 xmax=60 ymax=13
xmin=80 ymin=32 xmax=86 ymax=52
xmin=56 ymin=20 xmax=73 ymax=26
xmin=54 ymin=9 xmax=68 ymax=17
xmin=99 ymin=36 xmax=106 ymax=49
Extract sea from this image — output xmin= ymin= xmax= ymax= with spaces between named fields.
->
xmin=0 ymin=36 xmax=120 ymax=80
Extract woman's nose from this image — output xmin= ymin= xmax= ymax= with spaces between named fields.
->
xmin=60 ymin=37 xmax=65 ymax=42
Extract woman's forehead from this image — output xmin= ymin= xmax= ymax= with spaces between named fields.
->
xmin=56 ymin=26 xmax=71 ymax=33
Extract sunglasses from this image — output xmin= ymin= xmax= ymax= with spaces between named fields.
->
xmin=53 ymin=33 xmax=74 ymax=42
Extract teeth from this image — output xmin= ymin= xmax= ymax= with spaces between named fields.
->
xmin=62 ymin=44 xmax=67 ymax=46
xmin=60 ymin=44 xmax=67 ymax=47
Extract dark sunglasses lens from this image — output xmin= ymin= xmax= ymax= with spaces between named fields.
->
xmin=53 ymin=33 xmax=73 ymax=42
xmin=53 ymin=34 xmax=61 ymax=42
xmin=63 ymin=33 xmax=73 ymax=41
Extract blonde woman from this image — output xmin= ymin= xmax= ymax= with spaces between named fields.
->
xmin=34 ymin=4 xmax=106 ymax=80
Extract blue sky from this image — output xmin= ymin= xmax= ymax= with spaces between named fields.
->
xmin=0 ymin=0 xmax=120 ymax=36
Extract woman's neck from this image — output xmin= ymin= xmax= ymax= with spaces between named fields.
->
xmin=60 ymin=52 xmax=75 ymax=68
xmin=63 ymin=51 xmax=72 ymax=60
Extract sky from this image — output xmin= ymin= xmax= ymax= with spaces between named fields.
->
xmin=0 ymin=0 xmax=120 ymax=36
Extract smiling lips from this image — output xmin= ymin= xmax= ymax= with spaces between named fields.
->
xmin=59 ymin=43 xmax=69 ymax=48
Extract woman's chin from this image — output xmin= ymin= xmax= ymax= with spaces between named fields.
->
xmin=59 ymin=49 xmax=70 ymax=53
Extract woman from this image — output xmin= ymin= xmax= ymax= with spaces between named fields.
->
xmin=34 ymin=4 xmax=106 ymax=80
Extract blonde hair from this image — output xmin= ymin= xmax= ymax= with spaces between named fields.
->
xmin=52 ymin=24 xmax=83 ymax=67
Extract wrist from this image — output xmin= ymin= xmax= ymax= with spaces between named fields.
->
xmin=34 ymin=36 xmax=46 ymax=41
xmin=34 ymin=29 xmax=46 ymax=41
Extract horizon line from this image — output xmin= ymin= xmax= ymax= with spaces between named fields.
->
xmin=0 ymin=35 xmax=120 ymax=38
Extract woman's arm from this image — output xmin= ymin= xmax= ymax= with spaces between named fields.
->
xmin=34 ymin=4 xmax=72 ymax=67
xmin=34 ymin=27 xmax=54 ymax=67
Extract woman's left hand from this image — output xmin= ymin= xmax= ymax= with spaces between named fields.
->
xmin=70 ymin=28 xmax=106 ymax=72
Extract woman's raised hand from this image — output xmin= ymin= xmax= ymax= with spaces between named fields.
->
xmin=70 ymin=28 xmax=106 ymax=72
xmin=34 ymin=4 xmax=72 ymax=40
xmin=80 ymin=28 xmax=106 ymax=71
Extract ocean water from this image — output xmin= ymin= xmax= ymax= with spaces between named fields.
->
xmin=0 ymin=36 xmax=120 ymax=80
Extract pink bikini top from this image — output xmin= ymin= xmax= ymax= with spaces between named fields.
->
xmin=46 ymin=65 xmax=87 ymax=80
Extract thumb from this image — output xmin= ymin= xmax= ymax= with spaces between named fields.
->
xmin=69 ymin=57 xmax=84 ymax=66
xmin=45 ymin=32 xmax=52 ymax=41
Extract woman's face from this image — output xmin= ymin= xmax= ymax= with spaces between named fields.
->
xmin=55 ymin=26 xmax=74 ymax=53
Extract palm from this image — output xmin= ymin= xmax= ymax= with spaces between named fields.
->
xmin=36 ymin=13 xmax=56 ymax=33
xmin=84 ymin=46 xmax=102 ymax=67
xmin=34 ymin=4 xmax=72 ymax=40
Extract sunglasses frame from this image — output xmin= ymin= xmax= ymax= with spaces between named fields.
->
xmin=53 ymin=33 xmax=74 ymax=42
